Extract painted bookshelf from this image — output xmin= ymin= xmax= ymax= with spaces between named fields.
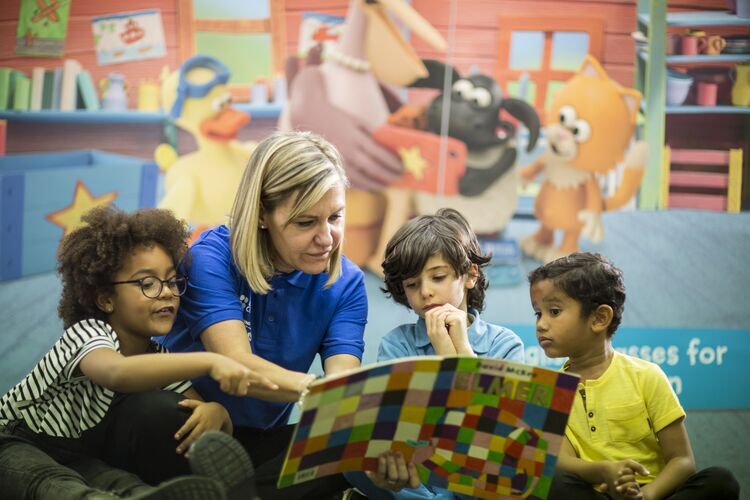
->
xmin=634 ymin=2 xmax=750 ymax=210
xmin=0 ymin=103 xmax=283 ymax=124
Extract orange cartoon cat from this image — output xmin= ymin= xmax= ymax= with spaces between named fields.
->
xmin=520 ymin=55 xmax=647 ymax=262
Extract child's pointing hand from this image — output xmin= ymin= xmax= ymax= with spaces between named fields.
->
xmin=209 ymin=355 xmax=277 ymax=396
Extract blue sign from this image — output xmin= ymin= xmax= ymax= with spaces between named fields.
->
xmin=508 ymin=325 xmax=750 ymax=410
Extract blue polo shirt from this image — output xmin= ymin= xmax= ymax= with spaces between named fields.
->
xmin=378 ymin=309 xmax=524 ymax=363
xmin=162 ymin=225 xmax=367 ymax=429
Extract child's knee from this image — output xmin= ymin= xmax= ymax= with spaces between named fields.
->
xmin=116 ymin=391 xmax=189 ymax=434
xmin=697 ymin=466 xmax=740 ymax=499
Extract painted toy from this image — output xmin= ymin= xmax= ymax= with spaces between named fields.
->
xmin=520 ymin=55 xmax=647 ymax=263
xmin=365 ymin=63 xmax=541 ymax=275
xmin=155 ymin=56 xmax=255 ymax=232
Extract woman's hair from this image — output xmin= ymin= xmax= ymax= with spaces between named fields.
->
xmin=57 ymin=206 xmax=190 ymax=328
xmin=229 ymin=130 xmax=349 ymax=294
xmin=382 ymin=208 xmax=491 ymax=312
xmin=527 ymin=252 xmax=626 ymax=337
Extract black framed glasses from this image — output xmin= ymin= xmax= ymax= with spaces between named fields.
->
xmin=111 ymin=275 xmax=188 ymax=298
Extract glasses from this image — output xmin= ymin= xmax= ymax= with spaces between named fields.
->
xmin=111 ymin=275 xmax=188 ymax=299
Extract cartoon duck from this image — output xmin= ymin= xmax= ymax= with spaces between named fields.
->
xmin=155 ymin=56 xmax=255 ymax=232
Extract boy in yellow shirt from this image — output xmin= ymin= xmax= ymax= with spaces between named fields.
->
xmin=528 ymin=252 xmax=739 ymax=500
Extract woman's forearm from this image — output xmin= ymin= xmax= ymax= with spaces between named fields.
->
xmin=230 ymin=351 xmax=310 ymax=402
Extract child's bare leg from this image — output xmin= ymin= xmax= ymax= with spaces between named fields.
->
xmin=543 ymin=229 xmax=582 ymax=262
xmin=366 ymin=188 xmax=412 ymax=277
xmin=521 ymin=226 xmax=554 ymax=260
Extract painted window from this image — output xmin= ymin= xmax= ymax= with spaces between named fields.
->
xmin=177 ymin=0 xmax=285 ymax=87
xmin=496 ymin=17 xmax=604 ymax=119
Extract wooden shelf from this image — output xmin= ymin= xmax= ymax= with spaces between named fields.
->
xmin=666 ymin=105 xmax=750 ymax=114
xmin=638 ymin=50 xmax=750 ymax=64
xmin=0 ymin=103 xmax=283 ymax=124
xmin=0 ymin=110 xmax=166 ymax=124
xmin=636 ymin=5 xmax=750 ymax=210
xmin=639 ymin=10 xmax=750 ymax=28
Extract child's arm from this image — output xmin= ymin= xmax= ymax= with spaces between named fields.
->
xmin=639 ymin=418 xmax=695 ymax=500
xmin=519 ymin=158 xmax=545 ymax=184
xmin=557 ymin=436 xmax=649 ymax=496
xmin=78 ymin=348 xmax=274 ymax=395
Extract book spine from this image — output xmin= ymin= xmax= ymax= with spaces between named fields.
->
xmin=51 ymin=67 xmax=63 ymax=110
xmin=77 ymin=70 xmax=101 ymax=110
xmin=12 ymin=73 xmax=30 ymax=111
xmin=0 ymin=119 xmax=6 ymax=155
xmin=0 ymin=68 xmax=11 ymax=111
xmin=29 ymin=66 xmax=45 ymax=111
xmin=60 ymin=59 xmax=81 ymax=111
xmin=41 ymin=69 xmax=55 ymax=110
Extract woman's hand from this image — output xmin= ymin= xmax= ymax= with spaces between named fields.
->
xmin=209 ymin=354 xmax=278 ymax=396
xmin=365 ymin=451 xmax=421 ymax=492
xmin=174 ymin=400 xmax=232 ymax=454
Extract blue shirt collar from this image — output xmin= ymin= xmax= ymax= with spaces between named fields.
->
xmin=414 ymin=308 xmax=490 ymax=354
xmin=271 ymin=269 xmax=312 ymax=289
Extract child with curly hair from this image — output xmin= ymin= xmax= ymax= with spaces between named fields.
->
xmin=529 ymin=252 xmax=739 ymax=500
xmin=0 ymin=206 xmax=274 ymax=499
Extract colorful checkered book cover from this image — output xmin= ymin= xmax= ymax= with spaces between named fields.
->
xmin=278 ymin=356 xmax=579 ymax=499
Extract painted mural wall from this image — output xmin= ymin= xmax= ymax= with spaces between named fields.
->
xmin=0 ymin=0 xmax=748 ymax=414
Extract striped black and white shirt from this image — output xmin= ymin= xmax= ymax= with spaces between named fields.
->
xmin=0 ymin=318 xmax=191 ymax=438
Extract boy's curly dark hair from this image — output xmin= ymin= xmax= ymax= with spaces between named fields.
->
xmin=527 ymin=252 xmax=626 ymax=337
xmin=382 ymin=208 xmax=491 ymax=312
xmin=57 ymin=206 xmax=190 ymax=328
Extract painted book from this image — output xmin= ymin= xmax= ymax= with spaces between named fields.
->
xmin=278 ymin=356 xmax=579 ymax=499
xmin=0 ymin=68 xmax=12 ymax=110
xmin=373 ymin=124 xmax=467 ymax=195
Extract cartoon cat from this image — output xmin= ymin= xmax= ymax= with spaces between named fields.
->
xmin=520 ymin=55 xmax=647 ymax=263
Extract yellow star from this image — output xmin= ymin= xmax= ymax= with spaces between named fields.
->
xmin=46 ymin=181 xmax=118 ymax=237
xmin=399 ymin=146 xmax=428 ymax=181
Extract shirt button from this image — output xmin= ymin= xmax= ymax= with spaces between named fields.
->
xmin=268 ymin=315 xmax=275 ymax=322
xmin=590 ymin=426 xmax=596 ymax=432
xmin=588 ymin=412 xmax=594 ymax=418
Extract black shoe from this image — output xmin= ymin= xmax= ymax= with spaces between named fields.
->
xmin=131 ymin=476 xmax=226 ymax=500
xmin=189 ymin=431 xmax=259 ymax=500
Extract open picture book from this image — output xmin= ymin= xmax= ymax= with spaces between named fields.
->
xmin=278 ymin=356 xmax=579 ymax=499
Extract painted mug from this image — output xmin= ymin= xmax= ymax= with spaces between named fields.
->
xmin=682 ymin=35 xmax=707 ymax=55
xmin=704 ymin=35 xmax=727 ymax=55
xmin=696 ymin=82 xmax=718 ymax=106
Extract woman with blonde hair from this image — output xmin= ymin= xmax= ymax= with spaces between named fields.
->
xmin=163 ymin=130 xmax=369 ymax=498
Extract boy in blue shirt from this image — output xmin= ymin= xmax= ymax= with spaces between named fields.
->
xmin=346 ymin=208 xmax=524 ymax=499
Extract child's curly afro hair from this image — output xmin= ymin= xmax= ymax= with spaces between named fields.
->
xmin=57 ymin=206 xmax=190 ymax=328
